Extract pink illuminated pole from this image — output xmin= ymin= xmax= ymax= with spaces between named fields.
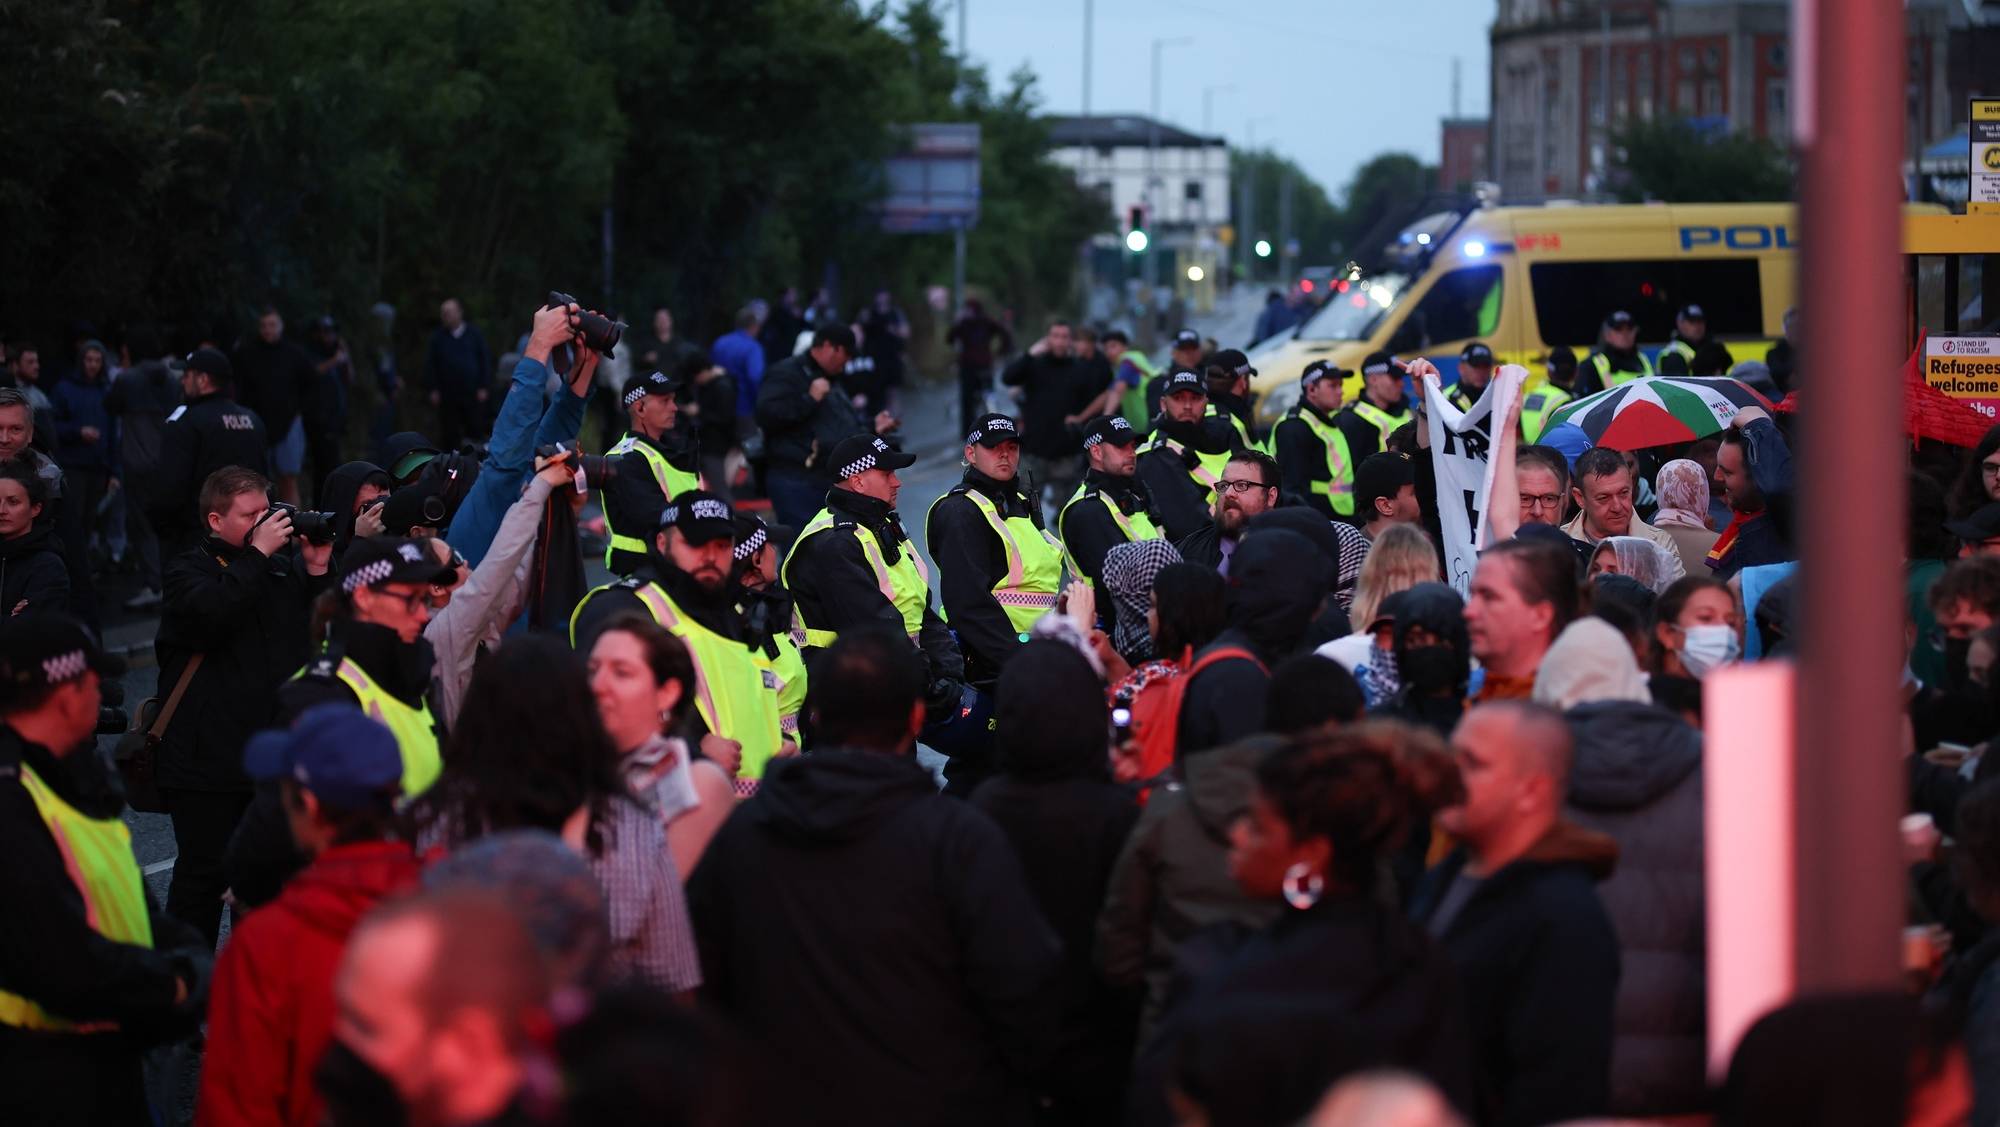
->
xmin=1791 ymin=0 xmax=1905 ymax=991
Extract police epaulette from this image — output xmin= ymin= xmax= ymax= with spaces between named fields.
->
xmin=616 ymin=576 xmax=646 ymax=590
xmin=304 ymin=655 xmax=340 ymax=678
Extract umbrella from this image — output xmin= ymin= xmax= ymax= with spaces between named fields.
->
xmin=1543 ymin=375 xmax=1778 ymax=450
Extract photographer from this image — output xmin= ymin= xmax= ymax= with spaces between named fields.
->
xmin=602 ymin=369 xmax=699 ymax=576
xmin=0 ymin=461 xmax=69 ymax=620
xmin=152 ymin=348 xmax=270 ymax=559
xmin=154 ymin=466 xmax=333 ymax=947
xmin=318 ymin=460 xmax=391 ymax=560
xmin=432 ymin=300 xmax=592 ymax=569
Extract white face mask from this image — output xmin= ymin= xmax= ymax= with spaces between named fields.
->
xmin=1680 ymin=623 xmax=1741 ymax=678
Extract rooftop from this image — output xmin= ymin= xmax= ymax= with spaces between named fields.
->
xmin=1043 ymin=114 xmax=1226 ymax=150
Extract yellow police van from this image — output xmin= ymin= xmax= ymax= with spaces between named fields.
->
xmin=1245 ymin=201 xmax=1946 ymax=431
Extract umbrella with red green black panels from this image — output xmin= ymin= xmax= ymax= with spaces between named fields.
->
xmin=1543 ymin=375 xmax=1779 ymax=450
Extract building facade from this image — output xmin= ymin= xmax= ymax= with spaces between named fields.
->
xmin=1045 ymin=115 xmax=1231 ymax=246
xmin=1489 ymin=0 xmax=1958 ymax=199
xmin=1440 ymin=117 xmax=1493 ymax=190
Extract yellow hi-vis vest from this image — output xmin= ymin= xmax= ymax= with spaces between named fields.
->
xmin=1660 ymin=339 xmax=1697 ymax=370
xmin=755 ymin=632 xmax=808 ymax=741
xmin=1520 ymin=384 xmax=1575 ymax=443
xmin=1206 ymin=403 xmax=1252 ymax=448
xmin=1348 ymin=401 xmax=1411 ymax=454
xmin=927 ymin=487 xmax=1065 ymax=636
xmin=294 ymin=657 xmax=442 ymax=799
xmin=782 ymin=509 xmax=933 ymax=648
xmin=1589 ymin=351 xmax=1653 ymax=388
xmin=1141 ymin=433 xmax=1228 ymax=508
xmin=574 ymin=580 xmax=783 ymax=780
xmin=1058 ymin=481 xmax=1161 ymax=585
xmin=603 ymin=433 xmax=700 ymax=565
xmin=0 ymin=763 xmax=152 ymax=1032
xmin=1285 ymin=409 xmax=1356 ymax=516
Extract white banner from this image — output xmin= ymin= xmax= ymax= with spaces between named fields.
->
xmin=1425 ymin=365 xmax=1526 ymax=594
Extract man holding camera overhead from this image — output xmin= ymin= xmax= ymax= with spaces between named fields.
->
xmin=154 ymin=465 xmax=333 ymax=948
xmin=602 ymin=369 xmax=701 ymax=576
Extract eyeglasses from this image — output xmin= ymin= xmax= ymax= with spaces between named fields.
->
xmin=369 ymin=586 xmax=432 ymax=614
xmin=1520 ymin=493 xmax=1564 ymax=512
xmin=1216 ymin=478 xmax=1271 ymax=495
xmin=1982 ymin=461 xmax=2000 ymax=479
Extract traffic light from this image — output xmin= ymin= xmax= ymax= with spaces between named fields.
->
xmin=1125 ymin=205 xmax=1149 ymax=253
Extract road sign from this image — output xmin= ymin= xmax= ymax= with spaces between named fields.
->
xmin=1924 ymin=334 xmax=2000 ymax=418
xmin=879 ymin=124 xmax=981 ymax=234
xmin=1971 ymin=100 xmax=2000 ymax=214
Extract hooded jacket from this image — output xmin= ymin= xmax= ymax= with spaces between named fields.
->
xmin=317 ymin=461 xmax=389 ymax=559
xmin=197 ymin=841 xmax=421 ymax=1127
xmin=1371 ymin=582 xmax=1472 ymax=738
xmin=687 ymin=749 xmax=1061 ymax=1127
xmin=1175 ymin=530 xmax=1331 ymax=758
xmin=1563 ymin=699 xmax=1708 ymax=1117
xmin=1097 ymin=737 xmax=1282 ymax=1045
xmin=1410 ymin=824 xmax=1622 ymax=1127
xmin=0 ymin=524 xmax=68 ymax=618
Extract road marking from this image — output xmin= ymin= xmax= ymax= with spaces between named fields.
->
xmin=142 ymin=857 xmax=177 ymax=875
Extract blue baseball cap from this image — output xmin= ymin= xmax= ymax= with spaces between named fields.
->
xmin=243 ymin=704 xmax=404 ymax=810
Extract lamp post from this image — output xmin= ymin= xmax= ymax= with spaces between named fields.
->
xmin=1148 ymin=36 xmax=1194 ymax=290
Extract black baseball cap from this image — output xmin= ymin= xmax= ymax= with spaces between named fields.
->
xmin=243 ymin=704 xmax=404 ymax=810
xmin=732 ymin=513 xmax=786 ymax=563
xmin=1082 ymin=415 xmax=1140 ymax=450
xmin=1173 ymin=329 xmax=1202 ymax=350
xmin=1354 ymin=452 xmax=1417 ymax=516
xmin=965 ymin=413 xmax=1022 ymax=448
xmin=1604 ymin=310 xmax=1637 ymax=329
xmin=659 ymin=490 xmax=735 ymax=546
xmin=1162 ymin=368 xmax=1208 ymax=398
xmin=1212 ymin=348 xmax=1256 ymax=378
xmin=813 ymin=324 xmax=858 ymax=353
xmin=0 ymin=614 xmax=125 ymax=707
xmin=184 ymin=347 xmax=233 ymax=381
xmin=1460 ymin=342 xmax=1495 ymax=367
xmin=620 ymin=370 xmax=678 ymax=406
xmin=1301 ymin=360 xmax=1340 ymax=387
xmin=1947 ymin=501 xmax=2000 ymax=544
xmin=828 ymin=433 xmax=916 ymax=480
xmin=337 ymin=537 xmax=458 ymax=594
xmin=1678 ymin=304 xmax=1706 ymax=321
xmin=1360 ymin=351 xmax=1396 ymax=377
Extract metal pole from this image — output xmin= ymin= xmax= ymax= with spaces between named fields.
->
xmin=953 ymin=226 xmax=967 ymax=337
xmin=958 ymin=0 xmax=968 ymax=65
xmin=1082 ymin=0 xmax=1093 ymax=120
xmin=1203 ymin=84 xmax=1234 ymax=135
xmin=1149 ymin=37 xmax=1193 ymax=292
xmin=1598 ymin=0 xmax=1611 ymax=192
xmin=1792 ymin=0 xmax=1905 ymax=993
xmin=1278 ymin=169 xmax=1294 ymax=286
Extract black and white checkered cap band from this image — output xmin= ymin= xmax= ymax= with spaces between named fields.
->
xmin=41 ymin=649 xmax=87 ymax=684
xmin=341 ymin=558 xmax=397 ymax=593
xmin=839 ymin=453 xmax=878 ymax=479
xmin=622 ymin=385 xmax=651 ymax=406
xmin=732 ymin=526 xmax=768 ymax=561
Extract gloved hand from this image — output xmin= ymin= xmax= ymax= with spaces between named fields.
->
xmin=924 ymin=678 xmax=965 ymax=725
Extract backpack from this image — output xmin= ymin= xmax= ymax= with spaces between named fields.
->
xmin=1123 ymin=645 xmax=1266 ymax=793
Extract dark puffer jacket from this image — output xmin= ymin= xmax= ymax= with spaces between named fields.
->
xmin=1175 ymin=529 xmax=1331 ymax=758
xmin=1563 ymin=698 xmax=1707 ymax=1117
xmin=0 ymin=525 xmax=69 ymax=619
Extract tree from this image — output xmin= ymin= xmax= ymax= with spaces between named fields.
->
xmin=1334 ymin=153 xmax=1436 ymax=258
xmin=1611 ymin=117 xmax=1794 ymax=203
xmin=1229 ymin=148 xmax=1343 ymax=272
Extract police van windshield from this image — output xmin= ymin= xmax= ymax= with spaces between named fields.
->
xmin=1292 ymin=272 xmax=1413 ymax=342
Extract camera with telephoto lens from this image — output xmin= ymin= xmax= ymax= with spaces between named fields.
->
xmin=268 ymin=502 xmax=337 ymax=545
xmin=545 ymin=292 xmax=626 ymax=357
xmin=97 ymin=677 xmax=127 ymax=735
xmin=538 ymin=443 xmax=617 ymax=490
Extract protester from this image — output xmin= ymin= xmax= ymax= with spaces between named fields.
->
xmin=318 ymin=460 xmax=391 ymax=561
xmin=236 ymin=310 xmax=316 ymax=503
xmin=1101 ymin=541 xmax=1200 ymax=668
xmin=197 ymin=706 xmax=420 ymax=1127
xmin=1514 ymin=445 xmax=1571 ymax=528
xmin=1465 ymin=539 xmax=1577 ymax=702
xmin=1412 ymin=701 xmax=1621 ymax=1127
xmin=0 ymin=615 xmax=210 ymax=1124
xmin=424 ymin=298 xmax=495 ymax=450
xmin=1176 ymin=447 xmax=1282 ymax=572
xmin=688 ymin=628 xmax=1062 ymax=1126
xmin=1140 ymin=725 xmax=1477 ymax=1127
xmin=0 ymin=462 xmax=69 ymax=617
xmin=1354 ymin=452 xmax=1421 ymax=540
xmin=1096 ymin=328 xmax=1157 ymax=429
xmin=1561 ymin=448 xmax=1690 ymax=579
xmin=7 ymin=344 xmax=58 ymax=452
xmin=999 ymin=321 xmax=1102 ymax=511
xmin=104 ymin=340 xmax=180 ymax=609
xmin=155 ymin=467 xmax=333 ymax=944
xmin=1176 ymin=528 xmax=1332 ymax=758
xmin=588 ymin=613 xmax=735 ymax=874
xmin=712 ymin=306 xmax=767 ymax=424
xmin=1709 ymin=405 xmax=1795 ymax=577
xmin=1372 ymin=582 xmax=1474 ymax=737
xmin=413 ymin=636 xmax=702 ymax=993
xmin=756 ymin=325 xmax=890 ymax=529
xmin=1137 ymin=369 xmax=1239 ymax=542
xmin=420 ymin=830 xmax=612 ymax=993
xmin=1951 ymin=425 xmax=2000 ymax=521
xmin=1653 ymin=575 xmax=1742 ymax=682
xmin=1319 ymin=523 xmax=1439 ymax=676
xmin=1059 ymin=415 xmax=1160 ymax=602
xmin=1588 ymin=535 xmax=1677 ymax=594
xmin=301 ymin=316 xmax=352 ymax=504
xmin=946 ymin=299 xmax=1013 ymax=437
xmin=679 ymin=348 xmax=737 ymax=493
xmin=973 ymin=640 xmax=1141 ymax=1124
xmin=1652 ymin=458 xmax=1719 ymax=566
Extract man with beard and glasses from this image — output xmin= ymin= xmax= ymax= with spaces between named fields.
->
xmin=1136 ymin=369 xmax=1242 ymax=542
xmin=1175 ymin=451 xmax=1281 ymax=575
xmin=730 ymin=513 xmax=805 ymax=775
xmin=570 ymin=490 xmax=780 ymax=784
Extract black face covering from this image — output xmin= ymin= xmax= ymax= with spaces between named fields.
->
xmin=1946 ymin=637 xmax=1975 ymax=692
xmin=1399 ymin=645 xmax=1463 ymax=697
xmin=315 ymin=1039 xmax=409 ymax=1127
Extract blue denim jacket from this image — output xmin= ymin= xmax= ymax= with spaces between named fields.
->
xmin=451 ymin=356 xmax=586 ymax=566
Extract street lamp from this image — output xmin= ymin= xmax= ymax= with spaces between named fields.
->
xmin=1147 ymin=35 xmax=1194 ymax=289
xmin=1187 ymin=265 xmax=1206 ymax=282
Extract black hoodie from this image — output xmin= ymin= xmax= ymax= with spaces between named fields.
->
xmin=688 ymin=748 xmax=1062 ymax=1127
xmin=1175 ymin=529 xmax=1331 ymax=759
xmin=318 ymin=460 xmax=389 ymax=558
xmin=0 ymin=525 xmax=68 ymax=618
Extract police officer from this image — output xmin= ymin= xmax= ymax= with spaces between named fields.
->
xmin=1205 ymin=349 xmax=1258 ymax=446
xmin=1576 ymin=310 xmax=1652 ymax=396
xmin=1333 ymin=351 xmax=1414 ymax=462
xmin=1059 ymin=416 xmax=1160 ymax=598
xmin=927 ymin=414 xmax=1064 ymax=689
xmin=1273 ymin=360 xmax=1356 ymax=520
xmin=1443 ymin=341 xmax=1496 ymax=412
xmin=602 ymin=369 xmax=701 ymax=575
xmin=730 ymin=513 xmax=807 ymax=755
xmin=1521 ymin=347 xmax=1579 ymax=443
xmin=152 ymin=346 xmax=271 ymax=556
xmin=571 ymin=490 xmax=782 ymax=784
xmin=0 ymin=615 xmax=210 ymax=1123
xmin=1658 ymin=303 xmax=1708 ymax=375
xmin=1137 ymin=369 xmax=1241 ymax=542
xmin=1145 ymin=328 xmax=1208 ymax=418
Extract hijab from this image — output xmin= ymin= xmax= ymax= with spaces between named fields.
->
xmin=1654 ymin=458 xmax=1713 ymax=531
xmin=1533 ymin=617 xmax=1652 ymax=711
xmin=1104 ymin=538 xmax=1183 ymax=663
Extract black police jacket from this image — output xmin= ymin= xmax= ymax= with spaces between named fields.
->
xmin=150 ymin=394 xmax=270 ymax=546
xmin=926 ymin=469 xmax=1046 ymax=684
xmin=787 ymin=487 xmax=962 ymax=685
xmin=1059 ymin=469 xmax=1156 ymax=596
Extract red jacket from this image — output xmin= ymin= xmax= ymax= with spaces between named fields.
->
xmin=197 ymin=840 xmax=421 ymax=1127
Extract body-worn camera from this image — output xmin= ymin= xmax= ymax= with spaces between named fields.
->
xmin=538 ymin=443 xmax=617 ymax=490
xmin=268 ymin=502 xmax=337 ymax=545
xmin=546 ymin=292 xmax=626 ymax=357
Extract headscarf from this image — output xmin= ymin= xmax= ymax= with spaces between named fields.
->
xmin=1654 ymin=459 xmax=1712 ymax=531
xmin=1533 ymin=617 xmax=1652 ymax=711
xmin=1103 ymin=538 xmax=1182 ymax=663
xmin=1598 ymin=535 xmax=1675 ymax=594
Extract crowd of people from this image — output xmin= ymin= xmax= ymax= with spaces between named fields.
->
xmin=0 ymin=284 xmax=1994 ymax=1127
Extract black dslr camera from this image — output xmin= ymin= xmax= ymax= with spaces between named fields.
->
xmin=546 ymin=292 xmax=626 ymax=357
xmin=266 ymin=502 xmax=337 ymax=545
xmin=538 ymin=443 xmax=617 ymax=490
